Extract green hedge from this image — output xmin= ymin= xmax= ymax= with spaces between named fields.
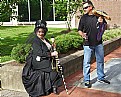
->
xmin=103 ymin=29 xmax=121 ymax=41
xmin=55 ymin=34 xmax=83 ymax=53
xmin=11 ymin=33 xmax=83 ymax=63
xmin=11 ymin=28 xmax=121 ymax=63
xmin=11 ymin=44 xmax=31 ymax=63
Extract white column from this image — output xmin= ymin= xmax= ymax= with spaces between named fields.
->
xmin=28 ymin=0 xmax=30 ymax=22
xmin=40 ymin=0 xmax=42 ymax=20
xmin=53 ymin=0 xmax=55 ymax=21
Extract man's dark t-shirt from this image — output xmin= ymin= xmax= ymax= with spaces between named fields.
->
xmin=78 ymin=14 xmax=106 ymax=46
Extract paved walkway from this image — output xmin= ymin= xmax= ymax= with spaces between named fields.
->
xmin=76 ymin=58 xmax=121 ymax=94
xmin=1 ymin=46 xmax=121 ymax=97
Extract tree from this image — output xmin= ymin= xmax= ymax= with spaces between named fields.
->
xmin=55 ymin=0 xmax=67 ymax=21
xmin=0 ymin=0 xmax=51 ymax=23
xmin=54 ymin=0 xmax=83 ymax=31
xmin=67 ymin=0 xmax=83 ymax=31
xmin=0 ymin=0 xmax=22 ymax=23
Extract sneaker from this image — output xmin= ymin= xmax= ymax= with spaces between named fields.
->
xmin=84 ymin=81 xmax=92 ymax=88
xmin=97 ymin=79 xmax=110 ymax=84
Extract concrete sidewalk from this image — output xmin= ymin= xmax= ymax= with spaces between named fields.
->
xmin=1 ymin=46 xmax=121 ymax=97
xmin=76 ymin=58 xmax=121 ymax=94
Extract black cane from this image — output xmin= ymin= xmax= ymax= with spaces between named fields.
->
xmin=51 ymin=36 xmax=69 ymax=95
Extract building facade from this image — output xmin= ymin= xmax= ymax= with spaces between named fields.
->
xmin=75 ymin=0 xmax=121 ymax=28
xmin=92 ymin=0 xmax=121 ymax=28
xmin=1 ymin=0 xmax=121 ymax=28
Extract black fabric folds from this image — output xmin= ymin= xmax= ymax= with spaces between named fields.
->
xmin=22 ymin=52 xmax=62 ymax=97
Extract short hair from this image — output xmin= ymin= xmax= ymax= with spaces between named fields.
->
xmin=83 ymin=1 xmax=94 ymax=8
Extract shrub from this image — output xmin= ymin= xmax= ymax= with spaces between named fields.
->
xmin=55 ymin=34 xmax=83 ymax=53
xmin=11 ymin=44 xmax=31 ymax=63
xmin=10 ymin=28 xmax=121 ymax=63
xmin=103 ymin=29 xmax=121 ymax=41
xmin=11 ymin=33 xmax=83 ymax=63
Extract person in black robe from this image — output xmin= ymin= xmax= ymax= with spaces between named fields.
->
xmin=22 ymin=20 xmax=62 ymax=97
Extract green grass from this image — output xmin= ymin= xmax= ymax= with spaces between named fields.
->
xmin=0 ymin=26 xmax=66 ymax=63
xmin=0 ymin=26 xmax=121 ymax=63
xmin=0 ymin=26 xmax=33 ymax=55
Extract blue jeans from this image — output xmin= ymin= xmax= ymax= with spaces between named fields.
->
xmin=83 ymin=44 xmax=105 ymax=82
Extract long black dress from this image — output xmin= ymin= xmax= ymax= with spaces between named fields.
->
xmin=22 ymin=36 xmax=62 ymax=97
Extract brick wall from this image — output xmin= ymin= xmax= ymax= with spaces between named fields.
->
xmin=75 ymin=0 xmax=121 ymax=28
xmin=91 ymin=0 xmax=121 ymax=27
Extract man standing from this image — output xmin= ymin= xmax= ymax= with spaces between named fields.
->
xmin=78 ymin=1 xmax=110 ymax=88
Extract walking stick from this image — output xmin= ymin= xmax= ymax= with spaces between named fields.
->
xmin=51 ymin=37 xmax=69 ymax=95
xmin=59 ymin=65 xmax=69 ymax=95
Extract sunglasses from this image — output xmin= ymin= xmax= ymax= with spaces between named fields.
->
xmin=83 ymin=6 xmax=90 ymax=9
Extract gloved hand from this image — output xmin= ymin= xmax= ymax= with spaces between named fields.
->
xmin=51 ymin=51 xmax=58 ymax=57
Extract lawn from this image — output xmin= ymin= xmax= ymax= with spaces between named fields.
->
xmin=0 ymin=26 xmax=67 ymax=63
xmin=0 ymin=26 xmax=121 ymax=63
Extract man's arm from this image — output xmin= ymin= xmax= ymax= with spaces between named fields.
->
xmin=78 ymin=30 xmax=87 ymax=39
